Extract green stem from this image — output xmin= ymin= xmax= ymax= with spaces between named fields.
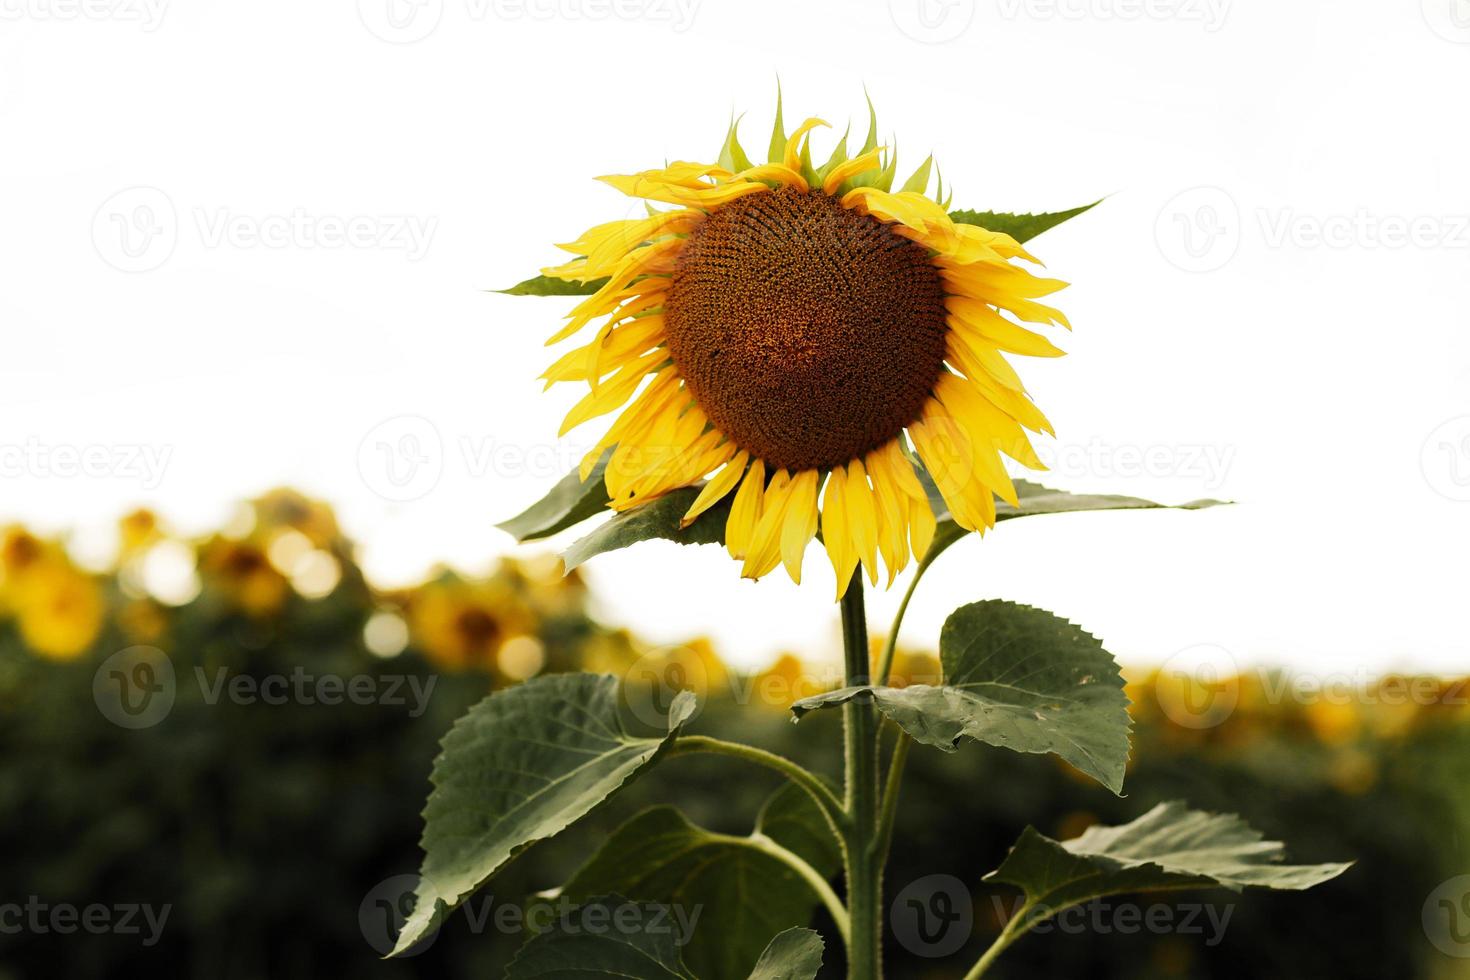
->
xmin=840 ymin=571 xmax=882 ymax=980
xmin=962 ymin=901 xmax=1038 ymax=980
xmin=669 ymin=735 xmax=849 ymax=832
xmin=713 ymin=831 xmax=850 ymax=946
xmin=874 ymin=729 xmax=910 ymax=867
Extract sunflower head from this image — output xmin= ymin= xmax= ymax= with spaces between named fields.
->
xmin=535 ymin=98 xmax=1074 ymax=597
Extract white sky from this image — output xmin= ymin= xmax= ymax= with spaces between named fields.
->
xmin=2 ymin=0 xmax=1468 ymax=674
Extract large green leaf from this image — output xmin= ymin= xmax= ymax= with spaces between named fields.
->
xmin=561 ymin=485 xmax=731 ymax=572
xmin=746 ymin=928 xmax=824 ymax=980
xmin=792 ymin=600 xmax=1131 ymax=793
xmin=504 ymin=894 xmax=695 ymax=979
xmin=919 ymin=474 xmax=1227 ymax=571
xmin=559 ymin=785 xmax=840 ymax=980
xmin=498 ymin=274 xmax=609 ymax=296
xmin=498 ymin=452 xmax=612 ymax=542
xmin=506 ymin=898 xmax=824 ymax=980
xmin=390 ymin=675 xmax=697 ymax=955
xmin=987 ymin=800 xmax=1351 ymax=917
xmin=949 ymin=201 xmax=1100 ymax=243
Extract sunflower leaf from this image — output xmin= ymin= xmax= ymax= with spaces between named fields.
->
xmin=916 ymin=471 xmax=1227 ymax=570
xmin=505 ymin=897 xmax=823 ymax=980
xmin=504 ymin=895 xmax=696 ymax=979
xmin=791 ymin=600 xmax=1131 ymax=793
xmin=949 ymin=200 xmax=1101 ymax=243
xmin=986 ymin=801 xmax=1352 ymax=919
xmin=561 ymin=485 xmax=730 ymax=573
xmin=498 ymin=451 xmax=612 ymax=542
xmin=558 ymin=785 xmax=839 ymax=980
xmin=389 ymin=675 xmax=697 ymax=956
xmin=498 ymin=274 xmax=610 ymax=297
xmin=746 ymin=929 xmax=825 ymax=980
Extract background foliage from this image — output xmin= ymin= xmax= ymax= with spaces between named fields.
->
xmin=1 ymin=491 xmax=1467 ymax=978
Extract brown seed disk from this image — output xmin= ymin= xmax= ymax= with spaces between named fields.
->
xmin=663 ymin=187 xmax=948 ymax=472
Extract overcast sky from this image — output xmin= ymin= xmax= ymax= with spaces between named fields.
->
xmin=2 ymin=0 xmax=1467 ymax=674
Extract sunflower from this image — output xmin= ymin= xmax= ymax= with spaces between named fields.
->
xmin=539 ymin=100 xmax=1069 ymax=597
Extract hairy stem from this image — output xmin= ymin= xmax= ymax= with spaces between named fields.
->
xmin=962 ymin=901 xmax=1037 ymax=980
xmin=713 ymin=831 xmax=851 ymax=946
xmin=874 ymin=729 xmax=910 ymax=867
xmin=840 ymin=571 xmax=882 ymax=979
xmin=669 ymin=735 xmax=849 ymax=833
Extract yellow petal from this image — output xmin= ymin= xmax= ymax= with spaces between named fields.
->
xmin=725 ymin=457 xmax=766 ymax=560
xmin=743 ymin=470 xmax=794 ymax=579
xmin=822 ymin=468 xmax=859 ymax=599
xmin=779 ymin=469 xmax=820 ymax=583
xmin=682 ymin=451 xmax=748 ymax=528
xmin=844 ymin=460 xmax=880 ymax=586
xmin=908 ymin=494 xmax=937 ymax=559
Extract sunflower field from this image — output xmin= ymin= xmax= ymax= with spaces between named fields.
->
xmin=1 ymin=490 xmax=1467 ymax=979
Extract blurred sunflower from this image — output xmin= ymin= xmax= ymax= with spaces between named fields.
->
xmin=408 ymin=575 xmax=533 ymax=674
xmin=0 ymin=529 xmax=105 ymax=660
xmin=198 ymin=537 xmax=289 ymax=617
xmin=540 ymin=101 xmax=1068 ymax=596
